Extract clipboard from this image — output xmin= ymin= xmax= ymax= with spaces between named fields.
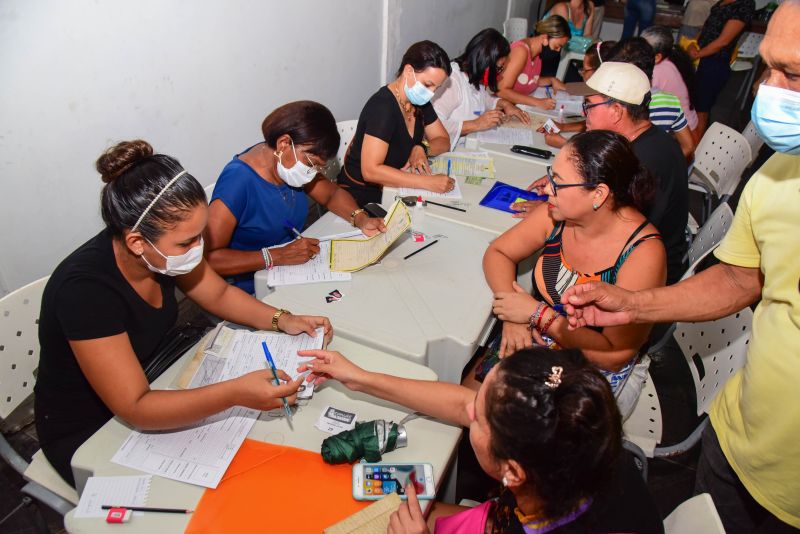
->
xmin=479 ymin=181 xmax=547 ymax=213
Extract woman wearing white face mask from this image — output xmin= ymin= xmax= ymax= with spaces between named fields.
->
xmin=337 ymin=41 xmax=455 ymax=206
xmin=205 ymin=101 xmax=386 ymax=294
xmin=35 ymin=140 xmax=333 ymax=487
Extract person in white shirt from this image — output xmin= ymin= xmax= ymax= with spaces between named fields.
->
xmin=432 ymin=28 xmax=530 ymax=151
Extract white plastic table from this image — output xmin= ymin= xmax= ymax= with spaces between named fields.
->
xmin=65 ymin=336 xmax=461 ymax=533
xmin=257 ymin=213 xmax=497 ymax=384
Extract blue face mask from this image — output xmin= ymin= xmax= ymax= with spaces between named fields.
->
xmin=404 ymin=70 xmax=434 ymax=106
xmin=752 ymin=83 xmax=800 ymax=155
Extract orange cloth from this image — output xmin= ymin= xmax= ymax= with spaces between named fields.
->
xmin=186 ymin=439 xmax=368 ymax=533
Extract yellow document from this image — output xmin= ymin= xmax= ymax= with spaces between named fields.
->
xmin=329 ymin=200 xmax=411 ymax=272
xmin=324 ymin=493 xmax=402 ymax=534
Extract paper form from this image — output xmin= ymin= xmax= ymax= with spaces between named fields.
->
xmin=429 ymin=152 xmax=495 ymax=178
xmin=476 ymin=126 xmax=534 ymax=146
xmin=329 ymin=200 xmax=411 ymax=272
xmin=266 ymin=241 xmax=352 ymax=286
xmin=111 ymin=328 xmax=325 ymax=488
xmin=74 ymin=476 xmax=152 ymax=518
xmin=398 ymin=178 xmax=463 ymax=200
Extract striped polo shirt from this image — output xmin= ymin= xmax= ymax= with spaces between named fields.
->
xmin=649 ymin=91 xmax=688 ymax=133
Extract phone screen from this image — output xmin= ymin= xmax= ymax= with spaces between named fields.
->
xmin=361 ymin=464 xmax=426 ymax=497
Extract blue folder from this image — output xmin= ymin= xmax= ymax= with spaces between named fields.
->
xmin=479 ymin=181 xmax=547 ymax=213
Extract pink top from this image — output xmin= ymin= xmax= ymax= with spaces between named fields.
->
xmin=652 ymin=59 xmax=698 ymax=130
xmin=434 ymin=501 xmax=491 ymax=533
xmin=511 ymin=40 xmax=543 ymax=95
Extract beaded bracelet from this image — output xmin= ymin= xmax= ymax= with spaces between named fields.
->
xmin=528 ymin=302 xmax=546 ymax=331
xmin=540 ymin=308 xmax=559 ymax=336
xmin=261 ymin=247 xmax=274 ymax=270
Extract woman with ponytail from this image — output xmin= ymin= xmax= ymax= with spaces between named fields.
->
xmin=481 ymin=130 xmax=666 ymax=418
xmin=295 ymin=347 xmax=663 ymax=533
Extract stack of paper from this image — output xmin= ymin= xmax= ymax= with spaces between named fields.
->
xmin=476 ymin=126 xmax=534 ymax=145
xmin=267 ymin=241 xmax=352 ymax=286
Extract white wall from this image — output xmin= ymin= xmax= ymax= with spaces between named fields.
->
xmin=0 ymin=0 xmax=523 ymax=295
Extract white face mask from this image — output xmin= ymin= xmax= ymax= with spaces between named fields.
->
xmin=275 ymin=139 xmax=316 ymax=188
xmin=141 ymin=237 xmax=204 ymax=276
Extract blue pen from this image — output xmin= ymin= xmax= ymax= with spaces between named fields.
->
xmin=284 ymin=219 xmax=302 ymax=240
xmin=447 ymin=159 xmax=451 ymax=177
xmin=261 ymin=341 xmax=293 ymax=424
xmin=545 ymin=86 xmax=552 ymax=99
xmin=473 ymin=111 xmax=482 ymax=116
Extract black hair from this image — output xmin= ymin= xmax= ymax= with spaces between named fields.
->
xmin=641 ymin=26 xmax=696 ymax=110
xmin=583 ymin=40 xmax=616 ymax=71
xmin=486 ymin=348 xmax=622 ymax=520
xmin=454 ymin=28 xmax=510 ymax=93
xmin=395 ymin=40 xmax=452 ymax=78
xmin=608 ymin=37 xmax=655 ymax=80
xmin=262 ymin=100 xmax=340 ymax=161
xmin=97 ymin=140 xmax=206 ymax=241
xmin=565 ymin=130 xmax=655 ymax=211
xmin=616 ymin=94 xmax=652 ymax=122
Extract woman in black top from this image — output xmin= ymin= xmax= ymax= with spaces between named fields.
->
xmin=688 ymin=0 xmax=754 ymax=135
xmin=337 ymin=41 xmax=455 ymax=206
xmin=35 ymin=140 xmax=332 ymax=486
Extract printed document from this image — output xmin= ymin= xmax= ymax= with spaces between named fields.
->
xmin=267 ymin=241 xmax=352 ymax=286
xmin=74 ymin=476 xmax=152 ymax=518
xmin=476 ymin=126 xmax=534 ymax=146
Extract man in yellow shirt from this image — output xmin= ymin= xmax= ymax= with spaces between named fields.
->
xmin=557 ymin=3 xmax=800 ymax=531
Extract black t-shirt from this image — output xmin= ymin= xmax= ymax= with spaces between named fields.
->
xmin=632 ymin=125 xmax=688 ymax=285
xmin=35 ymin=228 xmax=177 ymax=474
xmin=337 ymin=86 xmax=438 ymax=206
xmin=698 ymin=0 xmax=755 ymax=59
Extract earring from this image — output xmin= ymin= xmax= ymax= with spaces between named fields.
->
xmin=502 ymin=476 xmax=509 ymax=487
xmin=592 ymin=203 xmax=600 ymax=211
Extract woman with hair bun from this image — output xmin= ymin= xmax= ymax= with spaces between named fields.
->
xmin=481 ymin=130 xmax=666 ymax=417
xmin=35 ymin=140 xmax=332 ymax=486
xmin=295 ymin=347 xmax=663 ymax=533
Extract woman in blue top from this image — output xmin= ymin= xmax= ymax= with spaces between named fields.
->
xmin=205 ymin=101 xmax=386 ymax=294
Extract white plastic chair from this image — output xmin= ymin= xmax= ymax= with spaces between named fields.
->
xmin=332 ymin=119 xmax=359 ymax=180
xmin=0 ymin=276 xmax=78 ymax=524
xmin=664 ymin=493 xmax=725 ymax=534
xmin=204 ymin=181 xmax=216 ymax=203
xmin=503 ymin=17 xmax=528 ymax=42
xmin=623 ymin=307 xmax=751 ymax=458
xmin=689 ymin=122 xmax=751 ymax=222
xmin=682 ymin=201 xmax=733 ymax=280
xmin=741 ymin=121 xmax=764 ymax=165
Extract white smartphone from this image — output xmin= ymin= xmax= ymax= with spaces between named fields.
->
xmin=352 ymin=462 xmax=435 ymax=501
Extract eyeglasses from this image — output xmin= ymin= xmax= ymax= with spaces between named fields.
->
xmin=581 ymin=98 xmax=614 ymax=116
xmin=302 ymin=153 xmax=330 ymax=176
xmin=546 ymin=166 xmax=596 ymax=197
xmin=577 ymin=66 xmax=594 ymax=76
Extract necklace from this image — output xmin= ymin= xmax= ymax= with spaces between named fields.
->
xmin=390 ymin=81 xmax=415 ymax=123
xmin=628 ymin=121 xmax=651 ymax=142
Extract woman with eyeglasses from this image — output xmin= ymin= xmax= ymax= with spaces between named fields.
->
xmin=431 ymin=28 xmax=531 ymax=151
xmin=204 ymin=101 xmax=386 ymax=295
xmin=337 ymin=41 xmax=454 ymax=207
xmin=494 ymin=16 xmax=572 ymax=109
xmin=478 ymin=130 xmax=666 ymax=418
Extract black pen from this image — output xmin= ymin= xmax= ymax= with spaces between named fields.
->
xmin=404 ymin=239 xmax=439 ymax=260
xmin=102 ymin=505 xmax=194 ymax=514
xmin=425 ymin=200 xmax=467 ymax=213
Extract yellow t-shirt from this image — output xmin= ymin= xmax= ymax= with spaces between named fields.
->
xmin=712 ymin=152 xmax=800 ymax=528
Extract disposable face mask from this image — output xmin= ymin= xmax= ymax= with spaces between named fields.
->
xmin=404 ymin=70 xmax=435 ymax=106
xmin=275 ymin=138 xmax=316 ymax=187
xmin=142 ymin=237 xmax=204 ymax=276
xmin=752 ymin=83 xmax=800 ymax=155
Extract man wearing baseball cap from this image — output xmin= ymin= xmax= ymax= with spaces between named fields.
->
xmin=584 ymin=61 xmax=687 ymax=285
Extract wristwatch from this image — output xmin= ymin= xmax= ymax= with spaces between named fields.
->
xmin=272 ymin=308 xmax=290 ymax=331
xmin=350 ymin=208 xmax=366 ymax=227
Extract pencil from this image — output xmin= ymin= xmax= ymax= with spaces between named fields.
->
xmin=261 ymin=341 xmax=293 ymax=424
xmin=425 ymin=200 xmax=466 ymax=213
xmin=404 ymin=239 xmax=439 ymax=260
xmin=101 ymin=505 xmax=193 ymax=514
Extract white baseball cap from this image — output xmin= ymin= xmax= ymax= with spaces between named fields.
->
xmin=585 ymin=62 xmax=651 ymax=105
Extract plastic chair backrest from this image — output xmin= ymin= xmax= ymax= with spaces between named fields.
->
xmin=0 ymin=276 xmax=48 ymax=419
xmin=684 ymin=201 xmax=733 ymax=271
xmin=622 ymin=369 xmax=663 ymax=456
xmin=692 ymin=122 xmax=752 ymax=197
xmin=503 ymin=17 xmax=528 ymax=42
xmin=332 ymin=120 xmax=359 ymax=179
xmin=664 ymin=493 xmax=725 ymax=534
xmin=204 ymin=181 xmax=216 ymax=203
xmin=741 ymin=121 xmax=764 ymax=165
xmin=673 ymin=308 xmax=752 ymax=416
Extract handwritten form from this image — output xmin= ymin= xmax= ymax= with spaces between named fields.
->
xmin=74 ymin=476 xmax=152 ymax=518
xmin=398 ymin=178 xmax=463 ymax=200
xmin=111 ymin=327 xmax=324 ymax=488
xmin=329 ymin=200 xmax=411 ymax=272
xmin=267 ymin=241 xmax=352 ymax=286
xmin=476 ymin=126 xmax=534 ymax=145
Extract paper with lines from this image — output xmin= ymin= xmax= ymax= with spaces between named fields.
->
xmin=74 ymin=475 xmax=151 ymax=518
xmin=267 ymin=241 xmax=352 ymax=286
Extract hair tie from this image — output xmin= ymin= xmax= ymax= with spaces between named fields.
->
xmin=131 ymin=170 xmax=188 ymax=232
xmin=545 ymin=366 xmax=563 ymax=389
